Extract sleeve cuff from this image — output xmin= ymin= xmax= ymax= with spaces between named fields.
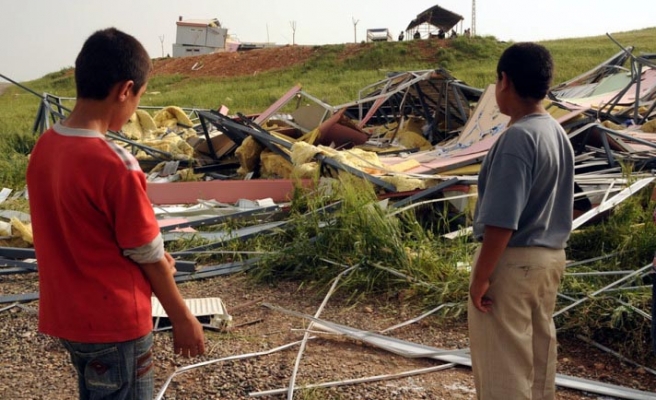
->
xmin=123 ymin=233 xmax=165 ymax=264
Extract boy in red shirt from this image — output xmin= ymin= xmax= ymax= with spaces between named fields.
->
xmin=27 ymin=27 xmax=204 ymax=399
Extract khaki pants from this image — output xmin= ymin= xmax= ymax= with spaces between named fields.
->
xmin=468 ymin=246 xmax=565 ymax=400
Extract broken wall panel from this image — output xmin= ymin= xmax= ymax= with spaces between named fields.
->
xmin=147 ymin=179 xmax=310 ymax=205
xmin=551 ymin=48 xmax=633 ymax=93
xmin=552 ymin=44 xmax=656 ymax=124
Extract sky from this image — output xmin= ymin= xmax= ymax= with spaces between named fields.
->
xmin=0 ymin=0 xmax=654 ymax=82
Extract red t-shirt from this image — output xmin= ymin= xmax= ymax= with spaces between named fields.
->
xmin=26 ymin=123 xmax=160 ymax=343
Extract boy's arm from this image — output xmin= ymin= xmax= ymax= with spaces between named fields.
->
xmin=140 ymin=253 xmax=205 ymax=357
xmin=470 ymin=225 xmax=513 ymax=313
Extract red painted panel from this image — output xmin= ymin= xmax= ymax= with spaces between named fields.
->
xmin=147 ymin=179 xmax=312 ymax=205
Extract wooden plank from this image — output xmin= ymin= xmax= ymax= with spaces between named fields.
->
xmin=254 ymin=84 xmax=302 ymax=124
xmin=358 ymin=96 xmax=387 ymax=128
xmin=147 ymin=179 xmax=311 ymax=205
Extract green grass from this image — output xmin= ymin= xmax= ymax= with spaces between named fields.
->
xmin=248 ymin=177 xmax=472 ymax=316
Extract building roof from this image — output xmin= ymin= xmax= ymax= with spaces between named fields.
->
xmin=406 ymin=4 xmax=464 ymax=32
xmin=176 ymin=18 xmax=221 ymax=28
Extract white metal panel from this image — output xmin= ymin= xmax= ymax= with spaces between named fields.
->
xmin=206 ymin=27 xmax=227 ymax=48
xmin=176 ymin=25 xmax=208 ymax=46
xmin=152 ymin=297 xmax=232 ymax=328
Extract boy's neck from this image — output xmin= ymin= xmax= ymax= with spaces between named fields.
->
xmin=507 ymin=99 xmax=546 ymax=126
xmin=61 ymin=99 xmax=111 ymax=134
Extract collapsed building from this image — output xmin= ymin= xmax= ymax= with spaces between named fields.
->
xmin=25 ymin=41 xmax=656 ymax=210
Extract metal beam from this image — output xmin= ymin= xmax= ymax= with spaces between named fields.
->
xmin=159 ymin=205 xmax=279 ymax=232
xmin=264 ymin=304 xmax=656 ymax=400
xmin=0 ymin=293 xmax=39 ymax=304
xmin=391 ymin=177 xmax=459 ymax=209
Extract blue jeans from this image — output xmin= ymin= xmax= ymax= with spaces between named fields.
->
xmin=60 ymin=333 xmax=154 ymax=400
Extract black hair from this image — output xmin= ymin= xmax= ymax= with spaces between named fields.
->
xmin=74 ymin=28 xmax=151 ymax=100
xmin=496 ymin=42 xmax=553 ymax=100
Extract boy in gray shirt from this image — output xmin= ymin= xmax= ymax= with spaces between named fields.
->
xmin=468 ymin=43 xmax=574 ymax=400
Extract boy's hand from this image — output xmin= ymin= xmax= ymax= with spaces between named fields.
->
xmin=172 ymin=316 xmax=205 ymax=357
xmin=139 ymin=255 xmax=204 ymax=357
xmin=164 ymin=252 xmax=177 ymax=276
xmin=470 ymin=277 xmax=493 ymax=313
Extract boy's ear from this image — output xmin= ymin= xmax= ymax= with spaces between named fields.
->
xmin=499 ymin=72 xmax=510 ymax=91
xmin=116 ymin=80 xmax=135 ymax=102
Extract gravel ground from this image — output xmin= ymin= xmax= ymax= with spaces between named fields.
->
xmin=1 ymin=272 xmax=655 ymax=399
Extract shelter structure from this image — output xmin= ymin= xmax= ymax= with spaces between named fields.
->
xmin=405 ymin=4 xmax=464 ymax=40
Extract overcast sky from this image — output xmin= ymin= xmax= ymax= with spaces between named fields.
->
xmin=0 ymin=0 xmax=653 ymax=82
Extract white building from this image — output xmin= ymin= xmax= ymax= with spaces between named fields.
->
xmin=172 ymin=17 xmax=228 ymax=57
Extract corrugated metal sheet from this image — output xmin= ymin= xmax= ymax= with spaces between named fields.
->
xmin=152 ymin=297 xmax=232 ymax=329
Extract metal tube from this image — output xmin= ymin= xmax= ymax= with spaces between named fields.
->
xmin=553 ymin=263 xmax=654 ymax=317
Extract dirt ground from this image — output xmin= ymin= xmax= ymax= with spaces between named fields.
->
xmin=151 ymin=45 xmax=317 ymax=78
xmin=1 ymin=271 xmax=655 ymax=399
xmin=149 ymin=40 xmax=445 ymax=79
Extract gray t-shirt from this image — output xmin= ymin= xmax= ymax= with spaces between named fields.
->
xmin=473 ymin=113 xmax=574 ymax=249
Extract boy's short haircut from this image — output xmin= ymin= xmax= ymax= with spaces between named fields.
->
xmin=496 ymin=42 xmax=553 ymax=100
xmin=75 ymin=28 xmax=152 ymax=100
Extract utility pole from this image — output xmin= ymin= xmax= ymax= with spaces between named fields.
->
xmin=289 ymin=21 xmax=297 ymax=45
xmin=158 ymin=35 xmax=165 ymax=58
xmin=471 ymin=0 xmax=477 ymax=37
xmin=352 ymin=17 xmax=359 ymax=43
